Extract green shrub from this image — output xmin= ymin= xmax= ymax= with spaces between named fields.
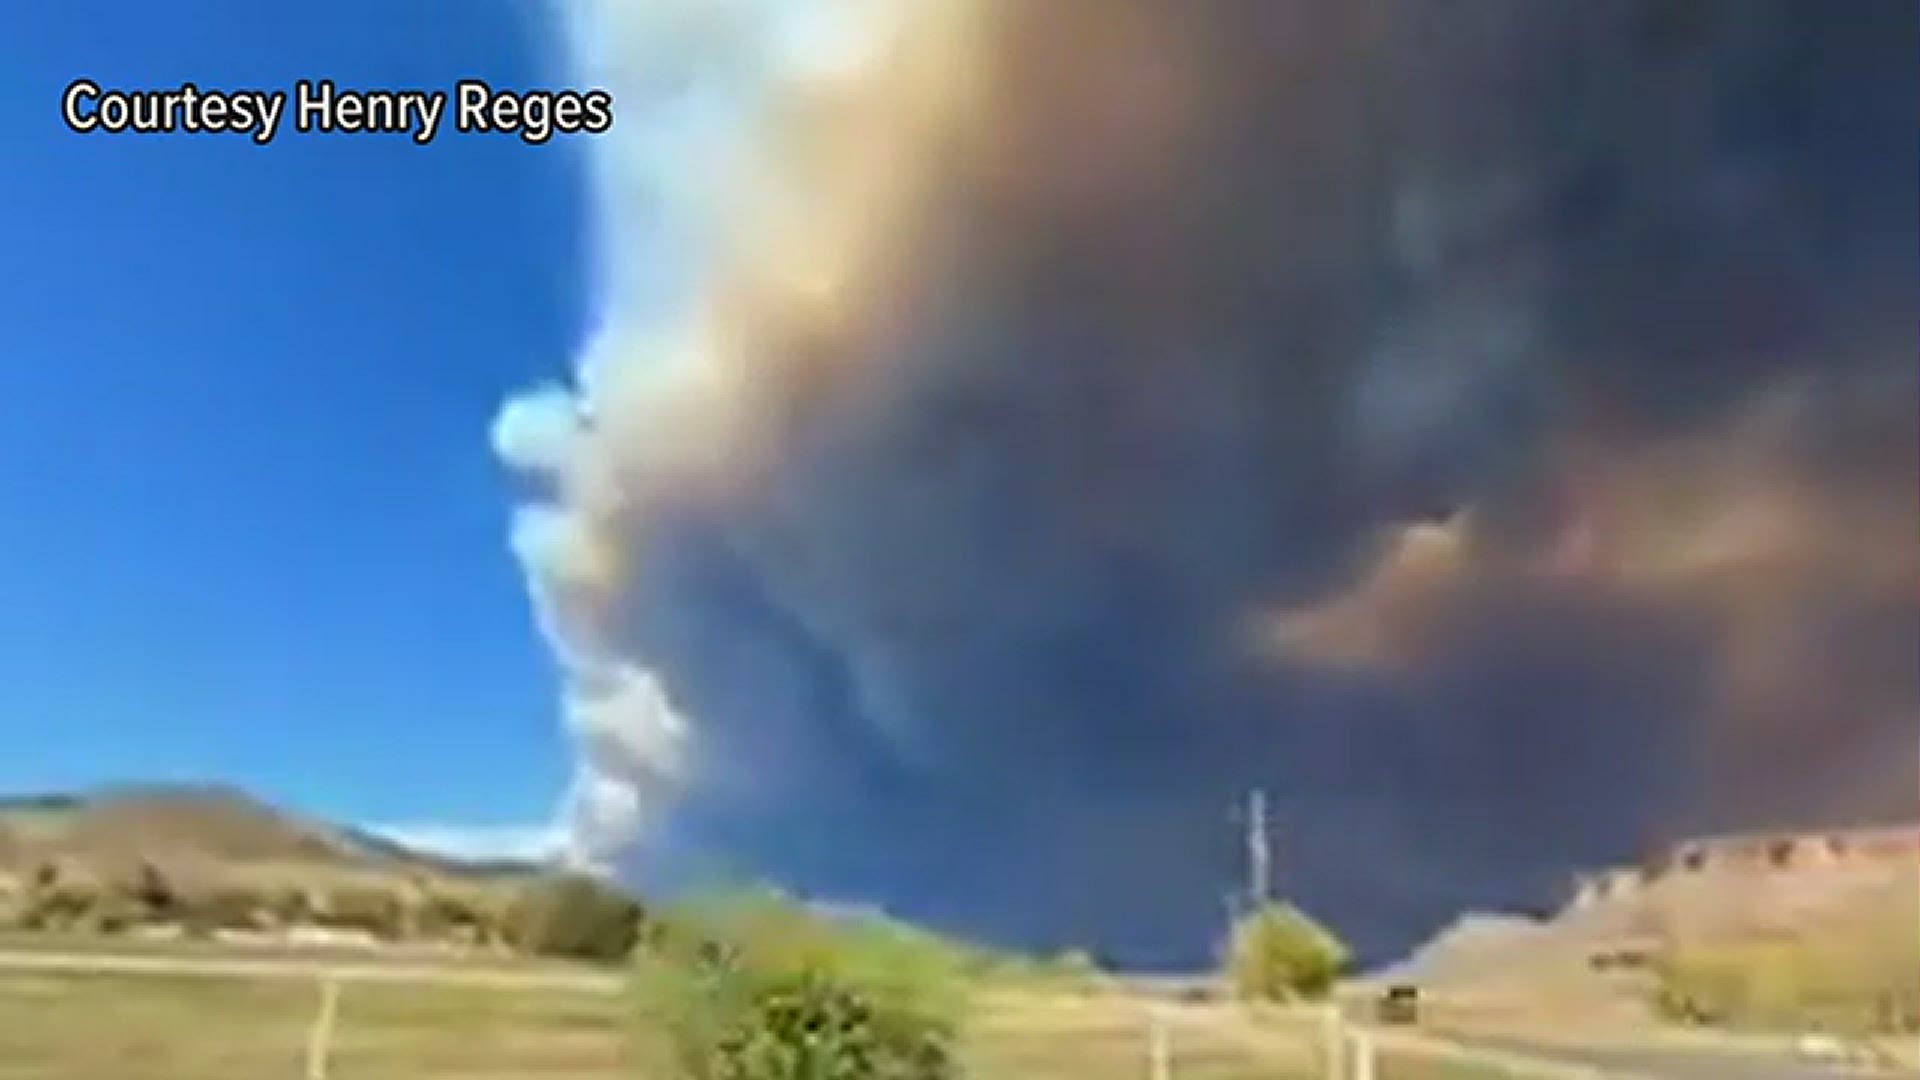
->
xmin=508 ymin=872 xmax=644 ymax=962
xmin=1223 ymin=901 xmax=1349 ymax=1002
xmin=970 ymin=947 xmax=1108 ymax=994
xmin=634 ymin=892 xmax=963 ymax=1079
xmin=1046 ymin=949 xmax=1102 ymax=978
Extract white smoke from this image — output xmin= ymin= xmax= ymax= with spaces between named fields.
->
xmin=496 ymin=0 xmax=927 ymax=866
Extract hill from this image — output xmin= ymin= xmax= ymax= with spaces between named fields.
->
xmin=1374 ymin=824 xmax=1920 ymax=1033
xmin=0 ymin=783 xmax=543 ymax=879
xmin=0 ymin=784 xmax=551 ymax=944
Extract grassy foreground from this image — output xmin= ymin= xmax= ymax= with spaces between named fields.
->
xmin=0 ymin=969 xmax=630 ymax=1080
xmin=0 ymin=967 xmax=1330 ymax=1079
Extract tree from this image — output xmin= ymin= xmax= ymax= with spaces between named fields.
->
xmin=130 ymin=861 xmax=178 ymax=918
xmin=634 ymin=893 xmax=962 ymax=1080
xmin=507 ymin=872 xmax=644 ymax=962
xmin=413 ymin=887 xmax=505 ymax=943
xmin=20 ymin=863 xmax=105 ymax=932
xmin=320 ymin=885 xmax=405 ymax=939
xmin=262 ymin=884 xmax=314 ymax=927
xmin=1223 ymin=901 xmax=1350 ymax=1001
xmin=85 ymin=888 xmax=148 ymax=934
xmin=180 ymin=885 xmax=268 ymax=936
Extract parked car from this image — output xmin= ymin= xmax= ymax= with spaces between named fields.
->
xmin=1376 ymin=984 xmax=1419 ymax=1024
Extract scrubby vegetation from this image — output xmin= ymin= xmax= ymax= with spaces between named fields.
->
xmin=506 ymin=871 xmax=646 ymax=962
xmin=1653 ymin=881 xmax=1920 ymax=1034
xmin=633 ymin=892 xmax=968 ymax=1079
xmin=0 ymin=786 xmax=553 ymax=948
xmin=1222 ymin=900 xmax=1349 ymax=1002
xmin=1655 ymin=928 xmax=1920 ymax=1033
xmin=0 ymin=857 xmax=553 ymax=950
xmin=975 ymin=947 xmax=1111 ymax=994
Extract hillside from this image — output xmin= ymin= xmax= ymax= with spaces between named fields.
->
xmin=1374 ymin=824 xmax=1920 ymax=1033
xmin=0 ymin=784 xmax=550 ymax=943
xmin=0 ymin=784 xmax=541 ymax=880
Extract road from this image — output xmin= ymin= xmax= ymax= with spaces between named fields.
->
xmin=1449 ymin=1031 xmax=1919 ymax=1080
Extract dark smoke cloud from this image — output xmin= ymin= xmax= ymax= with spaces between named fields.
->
xmin=504 ymin=0 xmax=1917 ymax=966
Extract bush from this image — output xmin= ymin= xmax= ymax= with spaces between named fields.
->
xmin=179 ymin=885 xmax=269 ymax=936
xmin=21 ymin=877 xmax=104 ymax=932
xmin=508 ymin=872 xmax=644 ymax=962
xmin=971 ymin=947 xmax=1108 ymax=994
xmin=416 ymin=889 xmax=490 ymax=941
xmin=317 ymin=885 xmax=405 ymax=939
xmin=635 ymin=893 xmax=963 ymax=1080
xmin=82 ymin=888 xmax=149 ymax=934
xmin=1223 ymin=901 xmax=1349 ymax=1002
xmin=261 ymin=885 xmax=314 ymax=927
xmin=709 ymin=969 xmax=954 ymax=1080
xmin=128 ymin=861 xmax=178 ymax=918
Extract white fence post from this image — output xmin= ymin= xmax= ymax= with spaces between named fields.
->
xmin=305 ymin=976 xmax=341 ymax=1080
xmin=1148 ymin=1007 xmax=1172 ymax=1080
xmin=1321 ymin=1005 xmax=1346 ymax=1080
xmin=1348 ymin=1028 xmax=1375 ymax=1080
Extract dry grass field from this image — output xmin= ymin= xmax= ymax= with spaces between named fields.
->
xmin=0 ymin=967 xmax=1340 ymax=1080
xmin=963 ymin=990 xmax=1325 ymax=1079
xmin=0 ymin=969 xmax=634 ymax=1080
xmin=18 ymin=960 xmax=1902 ymax=1079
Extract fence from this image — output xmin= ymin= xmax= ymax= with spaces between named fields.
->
xmin=1134 ymin=1001 xmax=1633 ymax=1080
xmin=102 ymin=958 xmax=1631 ymax=1080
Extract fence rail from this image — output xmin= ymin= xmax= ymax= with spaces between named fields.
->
xmin=1136 ymin=1001 xmax=1641 ymax=1079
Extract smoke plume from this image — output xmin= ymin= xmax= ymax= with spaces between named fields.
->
xmin=498 ymin=0 xmax=1917 ymax=964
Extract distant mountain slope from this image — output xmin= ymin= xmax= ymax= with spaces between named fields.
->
xmin=336 ymin=825 xmax=551 ymax=880
xmin=0 ymin=783 xmax=543 ymax=885
xmin=1373 ymin=824 xmax=1920 ymax=1022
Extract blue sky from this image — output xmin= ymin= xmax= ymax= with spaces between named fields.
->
xmin=0 ymin=3 xmax=591 ymax=841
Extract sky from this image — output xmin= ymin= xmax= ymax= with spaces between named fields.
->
xmin=0 ymin=2 xmax=589 ymax=844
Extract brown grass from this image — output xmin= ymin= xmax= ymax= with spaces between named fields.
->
xmin=0 ymin=970 xmax=636 ymax=1080
xmin=0 ymin=968 xmax=1334 ymax=1079
xmin=967 ymin=990 xmax=1322 ymax=1079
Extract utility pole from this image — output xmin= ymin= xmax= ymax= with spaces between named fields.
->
xmin=1246 ymin=788 xmax=1271 ymax=909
